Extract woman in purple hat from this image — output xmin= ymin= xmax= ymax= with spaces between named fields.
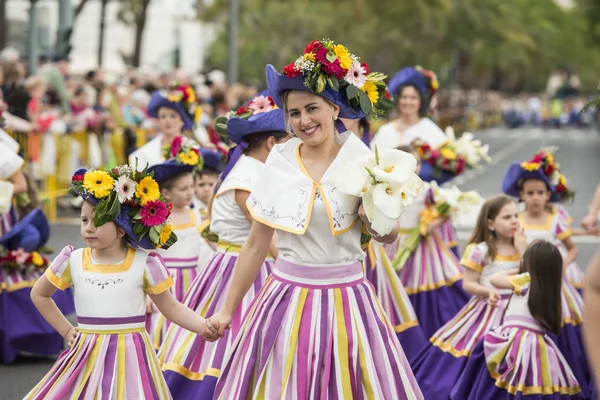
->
xmin=157 ymin=94 xmax=289 ymax=400
xmin=203 ymin=40 xmax=423 ymax=399
xmin=129 ymin=83 xmax=201 ymax=169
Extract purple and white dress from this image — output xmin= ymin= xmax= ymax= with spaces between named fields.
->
xmin=215 ymin=132 xmax=423 ymax=399
xmin=451 ymin=272 xmax=582 ymax=400
xmin=412 ymin=242 xmax=520 ymax=399
xmin=158 ymin=154 xmax=275 ymax=400
xmin=520 ymin=210 xmax=592 ymax=397
xmin=25 ymin=246 xmax=175 ymax=399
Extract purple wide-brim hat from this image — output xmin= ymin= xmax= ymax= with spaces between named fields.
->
xmin=200 ymin=148 xmax=223 ymax=171
xmin=388 ymin=67 xmax=427 ymax=98
xmin=502 ymin=162 xmax=558 ymax=201
xmin=0 ymin=208 xmax=50 ymax=252
xmin=147 ymin=91 xmax=194 ymax=131
xmin=265 ymin=64 xmax=365 ymax=120
xmin=226 ymin=107 xmax=286 ymax=144
xmin=148 ymin=160 xmax=194 ymax=184
xmin=72 ymin=168 xmax=154 ymax=250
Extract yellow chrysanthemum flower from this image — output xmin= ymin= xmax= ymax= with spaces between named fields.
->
xmin=440 ymin=147 xmax=457 ymax=161
xmin=159 ymin=224 xmax=173 ymax=246
xmin=83 ymin=170 xmax=114 ymax=198
xmin=304 ymin=52 xmax=316 ymax=62
xmin=180 ymin=150 xmax=199 ymax=166
xmin=31 ymin=252 xmax=44 ymax=266
xmin=546 ymin=154 xmax=554 ymax=165
xmin=431 ymin=80 xmax=439 ymax=90
xmin=360 ymin=81 xmax=379 ymax=104
xmin=521 ymin=162 xmax=541 ymax=171
xmin=136 ymin=177 xmax=160 ymax=205
xmin=333 ymin=45 xmax=352 ymax=70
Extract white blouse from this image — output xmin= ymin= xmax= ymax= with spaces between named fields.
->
xmin=371 ymin=117 xmax=448 ymax=150
xmin=128 ymin=135 xmax=165 ymax=169
xmin=248 ymin=132 xmax=366 ymax=266
xmin=211 ymin=154 xmax=263 ymax=245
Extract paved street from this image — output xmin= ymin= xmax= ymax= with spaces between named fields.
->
xmin=1 ymin=126 xmax=599 ymax=398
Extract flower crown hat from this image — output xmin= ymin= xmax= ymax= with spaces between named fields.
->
xmin=502 ymin=147 xmax=573 ymax=202
xmin=71 ymin=165 xmax=177 ymax=250
xmin=213 ymin=93 xmax=286 ymax=188
xmin=149 ymin=137 xmax=204 ymax=184
xmin=266 ymin=38 xmax=389 ymax=129
xmin=388 ymin=66 xmax=439 ymax=101
xmin=147 ymin=82 xmax=201 ymax=131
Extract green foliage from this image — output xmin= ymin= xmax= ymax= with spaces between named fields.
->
xmin=202 ymin=0 xmax=600 ymax=92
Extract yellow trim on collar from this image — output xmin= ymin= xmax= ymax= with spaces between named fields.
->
xmin=171 ymin=209 xmax=196 ymax=230
xmin=82 ymin=247 xmax=136 ymax=273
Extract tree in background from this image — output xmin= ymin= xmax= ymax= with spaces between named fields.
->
xmin=201 ymin=0 xmax=600 ymax=93
xmin=117 ymin=0 xmax=151 ymax=67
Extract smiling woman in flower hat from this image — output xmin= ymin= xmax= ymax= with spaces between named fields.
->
xmin=203 ymin=40 xmax=424 ymax=399
xmin=129 ymin=82 xmax=202 ymax=169
xmin=25 ymin=164 xmax=215 ymax=400
xmin=156 ymin=93 xmax=289 ymax=400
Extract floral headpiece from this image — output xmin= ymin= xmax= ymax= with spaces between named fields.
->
xmin=166 ymin=82 xmax=202 ymax=126
xmin=214 ymin=94 xmax=278 ymax=138
xmin=281 ymin=39 xmax=389 ymax=117
xmin=415 ymin=66 xmax=439 ymax=99
xmin=521 ymin=146 xmax=574 ymax=201
xmin=161 ymin=136 xmax=204 ymax=171
xmin=71 ymin=165 xmax=177 ymax=249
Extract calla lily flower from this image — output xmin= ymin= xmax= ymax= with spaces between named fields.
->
xmin=371 ymin=148 xmax=417 ymax=184
xmin=331 ymin=155 xmax=376 ymax=196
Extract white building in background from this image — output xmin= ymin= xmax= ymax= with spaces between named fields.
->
xmin=5 ymin=0 xmax=217 ymax=74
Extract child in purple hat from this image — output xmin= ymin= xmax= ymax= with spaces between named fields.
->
xmin=25 ymin=165 xmax=214 ymax=399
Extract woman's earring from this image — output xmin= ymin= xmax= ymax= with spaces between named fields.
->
xmin=332 ymin=114 xmax=338 ymax=121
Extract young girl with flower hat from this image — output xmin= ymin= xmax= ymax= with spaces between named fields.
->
xmin=412 ymin=195 xmax=525 ymax=399
xmin=129 ymin=83 xmax=201 ymax=169
xmin=525 ymin=147 xmax=588 ymax=293
xmin=502 ymin=157 xmax=592 ymax=397
xmin=157 ymin=94 xmax=288 ymax=400
xmin=144 ymin=138 xmax=212 ymax=349
xmin=24 ymin=165 xmax=213 ymax=399
xmin=0 ymin=141 xmax=75 ymax=364
xmin=451 ymin=240 xmax=583 ymax=400
xmin=203 ymin=40 xmax=423 ymax=399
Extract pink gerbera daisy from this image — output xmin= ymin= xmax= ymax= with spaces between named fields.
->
xmin=248 ymin=95 xmax=274 ymax=114
xmin=140 ymin=200 xmax=169 ymax=227
xmin=344 ymin=61 xmax=367 ymax=88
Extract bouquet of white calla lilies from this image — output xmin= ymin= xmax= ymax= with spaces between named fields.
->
xmin=332 ymin=147 xmax=423 ymax=236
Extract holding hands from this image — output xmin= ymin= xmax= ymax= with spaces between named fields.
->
xmin=200 ymin=311 xmax=233 ymax=342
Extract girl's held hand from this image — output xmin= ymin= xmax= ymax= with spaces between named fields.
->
xmin=487 ymin=290 xmax=500 ymax=307
xmin=202 ymin=311 xmax=233 ymax=342
xmin=64 ymin=326 xmax=79 ymax=347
